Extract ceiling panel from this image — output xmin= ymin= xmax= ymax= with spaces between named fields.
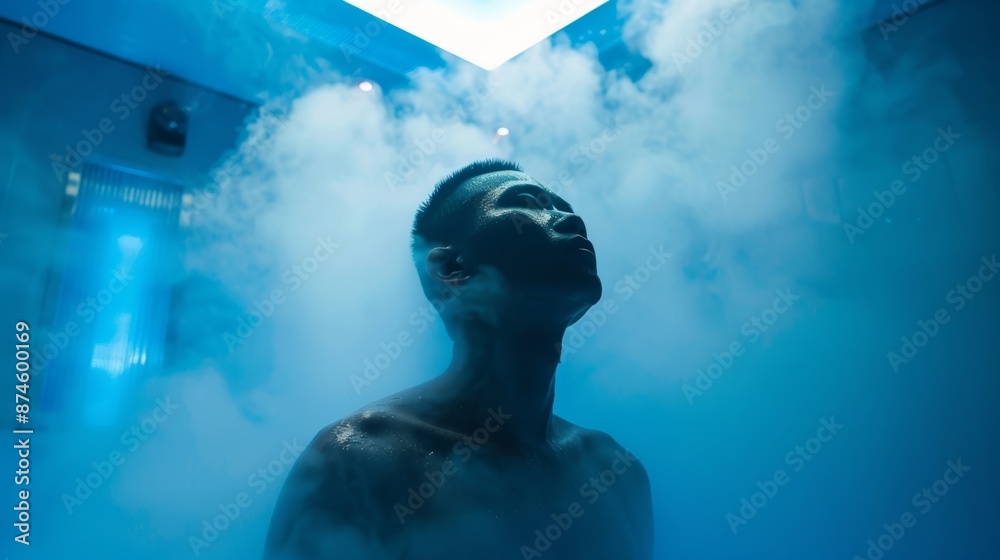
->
xmin=0 ymin=0 xmax=936 ymax=103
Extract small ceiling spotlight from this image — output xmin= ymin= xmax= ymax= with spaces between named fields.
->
xmin=496 ymin=127 xmax=510 ymax=136
xmin=358 ymin=81 xmax=374 ymax=92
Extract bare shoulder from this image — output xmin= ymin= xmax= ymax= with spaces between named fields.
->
xmin=554 ymin=416 xmax=652 ymax=495
xmin=263 ymin=408 xmax=416 ymax=559
xmin=293 ymin=408 xmax=406 ymax=483
xmin=312 ymin=407 xmax=411 ymax=453
xmin=554 ymin=417 xmax=643 ymax=461
xmin=553 ymin=417 xmax=655 ymax=558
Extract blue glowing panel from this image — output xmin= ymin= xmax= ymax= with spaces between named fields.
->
xmin=40 ymin=162 xmax=182 ymax=426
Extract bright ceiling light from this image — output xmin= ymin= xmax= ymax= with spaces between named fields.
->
xmin=345 ymin=0 xmax=609 ymax=70
xmin=497 ymin=127 xmax=509 ymax=136
xmin=358 ymin=80 xmax=374 ymax=91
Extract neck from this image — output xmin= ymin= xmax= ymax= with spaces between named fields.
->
xmin=428 ymin=315 xmax=565 ymax=450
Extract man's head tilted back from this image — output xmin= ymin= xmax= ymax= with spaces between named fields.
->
xmin=411 ymin=159 xmax=602 ymax=338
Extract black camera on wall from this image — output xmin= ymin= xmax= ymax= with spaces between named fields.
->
xmin=147 ymin=101 xmax=187 ymax=156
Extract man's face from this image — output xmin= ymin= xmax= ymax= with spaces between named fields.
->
xmin=447 ymin=170 xmax=602 ymax=316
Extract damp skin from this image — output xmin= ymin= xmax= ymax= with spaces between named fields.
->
xmin=263 ymin=170 xmax=654 ymax=560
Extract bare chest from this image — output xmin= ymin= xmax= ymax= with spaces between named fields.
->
xmin=383 ymin=454 xmax=642 ymax=560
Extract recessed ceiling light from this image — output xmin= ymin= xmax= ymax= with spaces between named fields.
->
xmin=358 ymin=80 xmax=374 ymax=92
xmin=345 ymin=0 xmax=610 ymax=70
xmin=497 ymin=127 xmax=510 ymax=136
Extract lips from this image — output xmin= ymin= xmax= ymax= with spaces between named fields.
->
xmin=568 ymin=237 xmax=598 ymax=276
xmin=567 ymin=236 xmax=595 ymax=256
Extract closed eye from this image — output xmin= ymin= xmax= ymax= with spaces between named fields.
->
xmin=517 ymin=192 xmax=552 ymax=209
xmin=501 ymin=185 xmax=574 ymax=213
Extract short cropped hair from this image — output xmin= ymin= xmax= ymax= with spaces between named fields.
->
xmin=411 ymin=158 xmax=523 ymax=252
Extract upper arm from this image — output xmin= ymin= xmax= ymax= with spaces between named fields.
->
xmin=628 ymin=454 xmax=655 ymax=560
xmin=262 ymin=425 xmax=398 ymax=560
xmin=269 ymin=508 xmax=374 ymax=560
xmin=589 ymin=431 xmax=655 ymax=560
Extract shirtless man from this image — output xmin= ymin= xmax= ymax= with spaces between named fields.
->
xmin=263 ymin=159 xmax=654 ymax=559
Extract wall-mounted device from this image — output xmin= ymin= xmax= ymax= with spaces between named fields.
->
xmin=147 ymin=101 xmax=187 ymax=156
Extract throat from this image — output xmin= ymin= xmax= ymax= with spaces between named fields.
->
xmin=430 ymin=321 xmax=564 ymax=449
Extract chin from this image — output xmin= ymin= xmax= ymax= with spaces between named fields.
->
xmin=567 ymin=273 xmax=603 ymax=310
xmin=566 ymin=295 xmax=600 ymax=327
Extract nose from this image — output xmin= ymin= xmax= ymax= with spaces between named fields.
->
xmin=554 ymin=214 xmax=588 ymax=238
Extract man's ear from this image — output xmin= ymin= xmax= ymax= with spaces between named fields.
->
xmin=425 ymin=246 xmax=470 ymax=287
